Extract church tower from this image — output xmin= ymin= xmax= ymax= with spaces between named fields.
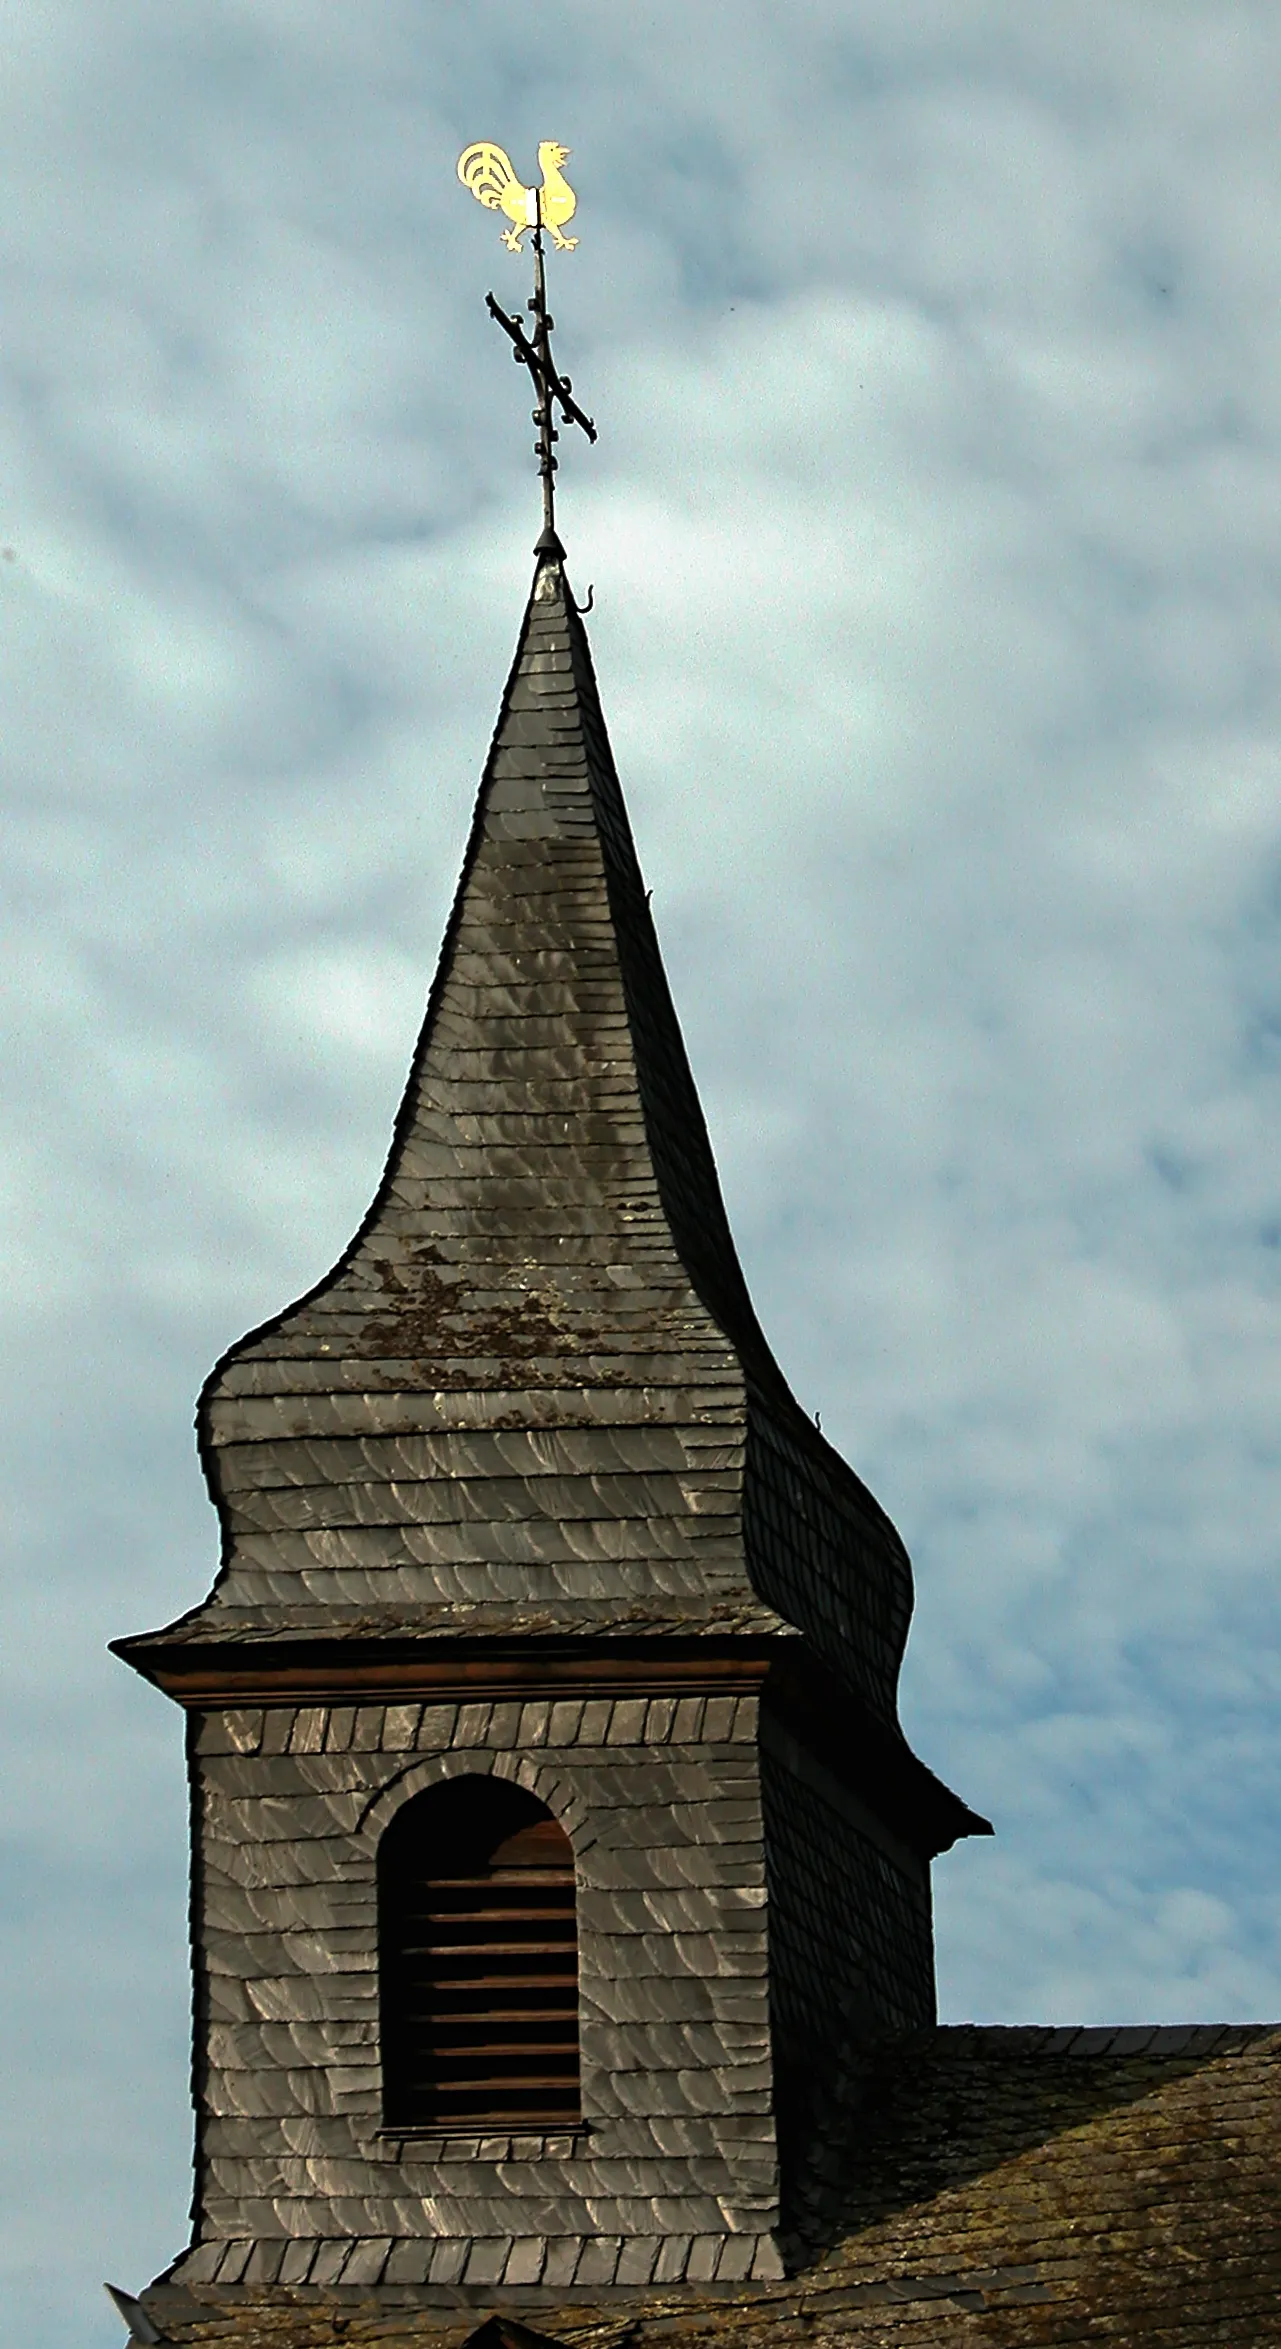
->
xmin=116 ymin=182 xmax=987 ymax=2299
xmin=116 ymin=534 xmax=986 ymax=2302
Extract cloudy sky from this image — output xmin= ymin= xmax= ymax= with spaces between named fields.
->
xmin=4 ymin=4 xmax=1281 ymax=2340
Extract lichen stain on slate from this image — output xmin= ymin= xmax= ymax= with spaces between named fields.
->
xmin=357 ymin=1251 xmax=605 ymax=1373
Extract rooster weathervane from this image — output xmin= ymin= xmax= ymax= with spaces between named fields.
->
xmin=457 ymin=140 xmax=597 ymax=543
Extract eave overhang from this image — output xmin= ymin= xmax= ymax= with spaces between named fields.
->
xmin=110 ymin=1625 xmax=991 ymax=1859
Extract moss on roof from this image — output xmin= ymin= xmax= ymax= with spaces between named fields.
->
xmin=147 ymin=2023 xmax=1281 ymax=2349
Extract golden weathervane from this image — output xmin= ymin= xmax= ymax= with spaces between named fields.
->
xmin=457 ymin=140 xmax=579 ymax=253
xmin=456 ymin=140 xmax=595 ymax=543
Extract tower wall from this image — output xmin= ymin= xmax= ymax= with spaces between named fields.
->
xmin=761 ymin=1716 xmax=936 ymax=2064
xmin=178 ymin=1689 xmax=784 ymax=2294
xmin=758 ymin=1713 xmax=936 ymax=2242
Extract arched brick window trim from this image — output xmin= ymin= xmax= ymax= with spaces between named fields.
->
xmin=378 ymin=1774 xmax=580 ymax=2130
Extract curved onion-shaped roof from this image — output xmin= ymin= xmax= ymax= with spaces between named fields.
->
xmin=117 ymin=545 xmax=984 ymax=1857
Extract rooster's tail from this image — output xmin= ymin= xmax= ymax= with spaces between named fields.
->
xmin=457 ymin=141 xmax=521 ymax=212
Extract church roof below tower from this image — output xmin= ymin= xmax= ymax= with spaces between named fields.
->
xmin=141 ymin=2023 xmax=1281 ymax=2340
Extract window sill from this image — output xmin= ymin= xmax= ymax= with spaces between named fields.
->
xmin=377 ymin=2125 xmax=591 ymax=2162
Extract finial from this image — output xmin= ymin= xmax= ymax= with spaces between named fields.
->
xmin=457 ymin=141 xmax=597 ymax=545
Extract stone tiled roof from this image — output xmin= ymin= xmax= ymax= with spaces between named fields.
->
xmin=116 ymin=545 xmax=981 ymax=1851
xmin=145 ymin=2023 xmax=1281 ymax=2347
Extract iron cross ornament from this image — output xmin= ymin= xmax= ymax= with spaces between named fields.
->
xmin=457 ymin=141 xmax=597 ymax=542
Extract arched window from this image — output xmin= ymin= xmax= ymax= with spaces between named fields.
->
xmin=378 ymin=1775 xmax=580 ymax=2131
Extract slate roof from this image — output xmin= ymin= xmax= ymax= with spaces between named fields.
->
xmin=144 ymin=2023 xmax=1281 ymax=2346
xmin=117 ymin=540 xmax=979 ymax=1849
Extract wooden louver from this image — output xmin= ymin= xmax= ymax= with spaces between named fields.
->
xmin=379 ymin=1777 xmax=580 ymax=2130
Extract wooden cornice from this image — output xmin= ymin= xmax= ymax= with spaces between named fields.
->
xmin=109 ymin=1630 xmax=782 ymax=1708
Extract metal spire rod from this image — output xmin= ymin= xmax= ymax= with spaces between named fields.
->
xmin=458 ymin=140 xmax=596 ymax=540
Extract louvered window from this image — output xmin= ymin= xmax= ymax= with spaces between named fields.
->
xmin=379 ymin=1776 xmax=580 ymax=2130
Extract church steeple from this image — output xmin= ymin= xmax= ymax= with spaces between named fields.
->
xmin=128 ymin=543 xmax=782 ymax=1651
xmin=119 ymin=544 xmax=980 ymax=1834
xmin=117 ymin=342 xmax=985 ymax=2304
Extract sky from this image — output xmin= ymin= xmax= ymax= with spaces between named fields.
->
xmin=3 ymin=4 xmax=1281 ymax=2342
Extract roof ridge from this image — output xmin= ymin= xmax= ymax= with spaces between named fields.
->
xmin=933 ymin=2021 xmax=1280 ymax=2052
